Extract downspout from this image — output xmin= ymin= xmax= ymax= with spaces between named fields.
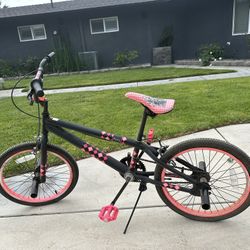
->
xmin=78 ymin=17 xmax=87 ymax=52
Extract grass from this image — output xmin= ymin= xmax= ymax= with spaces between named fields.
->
xmin=0 ymin=76 xmax=250 ymax=162
xmin=2 ymin=67 xmax=234 ymax=90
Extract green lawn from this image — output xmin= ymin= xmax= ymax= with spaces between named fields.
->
xmin=0 ymin=76 xmax=249 ymax=161
xmin=2 ymin=67 xmax=234 ymax=90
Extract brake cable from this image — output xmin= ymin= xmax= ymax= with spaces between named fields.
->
xmin=10 ymin=70 xmax=42 ymax=137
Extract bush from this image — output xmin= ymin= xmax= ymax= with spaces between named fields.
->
xmin=50 ymin=33 xmax=86 ymax=73
xmin=198 ymin=43 xmax=224 ymax=66
xmin=113 ymin=50 xmax=139 ymax=67
xmin=158 ymin=26 xmax=174 ymax=47
xmin=0 ymin=57 xmax=42 ymax=77
xmin=23 ymin=57 xmax=40 ymax=73
xmin=14 ymin=57 xmax=40 ymax=75
xmin=0 ymin=59 xmax=13 ymax=77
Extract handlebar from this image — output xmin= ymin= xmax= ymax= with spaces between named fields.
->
xmin=38 ymin=52 xmax=55 ymax=70
xmin=30 ymin=52 xmax=55 ymax=100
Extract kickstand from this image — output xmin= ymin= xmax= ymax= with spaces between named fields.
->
xmin=123 ymin=182 xmax=147 ymax=234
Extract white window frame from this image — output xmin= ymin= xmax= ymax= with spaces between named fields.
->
xmin=232 ymin=0 xmax=250 ymax=36
xmin=90 ymin=16 xmax=119 ymax=35
xmin=17 ymin=24 xmax=47 ymax=42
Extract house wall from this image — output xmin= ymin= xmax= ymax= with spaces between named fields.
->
xmin=169 ymin=0 xmax=249 ymax=59
xmin=77 ymin=5 xmax=152 ymax=67
xmin=0 ymin=4 xmax=155 ymax=67
xmin=0 ymin=12 xmax=83 ymax=62
xmin=0 ymin=0 xmax=249 ymax=68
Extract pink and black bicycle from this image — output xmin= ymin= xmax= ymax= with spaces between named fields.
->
xmin=0 ymin=53 xmax=249 ymax=233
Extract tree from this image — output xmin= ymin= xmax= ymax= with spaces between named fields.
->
xmin=0 ymin=1 xmax=8 ymax=8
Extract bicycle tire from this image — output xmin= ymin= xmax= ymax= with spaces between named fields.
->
xmin=0 ymin=142 xmax=79 ymax=206
xmin=154 ymin=138 xmax=250 ymax=221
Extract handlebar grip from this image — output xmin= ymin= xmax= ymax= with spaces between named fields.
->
xmin=48 ymin=52 xmax=55 ymax=58
xmin=31 ymin=80 xmax=44 ymax=97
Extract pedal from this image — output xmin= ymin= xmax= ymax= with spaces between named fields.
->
xmin=98 ymin=205 xmax=119 ymax=222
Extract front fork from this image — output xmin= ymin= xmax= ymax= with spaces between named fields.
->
xmin=30 ymin=136 xmax=48 ymax=198
xmin=31 ymin=101 xmax=49 ymax=198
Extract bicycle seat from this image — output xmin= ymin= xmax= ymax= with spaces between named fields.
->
xmin=125 ymin=92 xmax=175 ymax=115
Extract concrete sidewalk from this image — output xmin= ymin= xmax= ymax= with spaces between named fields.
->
xmin=0 ymin=124 xmax=249 ymax=250
xmin=1 ymin=65 xmax=250 ymax=99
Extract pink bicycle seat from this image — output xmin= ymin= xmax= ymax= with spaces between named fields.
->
xmin=125 ymin=92 xmax=175 ymax=115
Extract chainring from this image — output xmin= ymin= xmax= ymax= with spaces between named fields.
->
xmin=119 ymin=156 xmax=146 ymax=181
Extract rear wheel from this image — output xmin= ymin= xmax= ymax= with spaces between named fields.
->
xmin=155 ymin=138 xmax=250 ymax=221
xmin=0 ymin=143 xmax=79 ymax=206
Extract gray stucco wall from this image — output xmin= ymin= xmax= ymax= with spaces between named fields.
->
xmin=0 ymin=15 xmax=54 ymax=61
xmin=0 ymin=4 xmax=153 ymax=67
xmin=169 ymin=0 xmax=247 ymax=59
xmin=78 ymin=5 xmax=152 ymax=67
xmin=149 ymin=0 xmax=247 ymax=60
xmin=0 ymin=0 xmax=249 ymax=68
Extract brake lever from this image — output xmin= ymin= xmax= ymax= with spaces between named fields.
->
xmin=27 ymin=90 xmax=34 ymax=105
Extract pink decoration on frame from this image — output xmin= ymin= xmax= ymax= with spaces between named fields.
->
xmin=120 ymin=137 xmax=127 ymax=144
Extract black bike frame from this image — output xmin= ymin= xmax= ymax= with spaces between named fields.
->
xmin=40 ymin=100 xmax=199 ymax=193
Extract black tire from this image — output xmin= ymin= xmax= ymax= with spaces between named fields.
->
xmin=155 ymin=138 xmax=250 ymax=221
xmin=0 ymin=142 xmax=79 ymax=206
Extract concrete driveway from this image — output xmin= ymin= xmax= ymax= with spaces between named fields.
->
xmin=0 ymin=124 xmax=249 ymax=250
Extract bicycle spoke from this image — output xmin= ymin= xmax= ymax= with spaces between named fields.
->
xmin=193 ymin=150 xmax=197 ymax=169
xmin=18 ymin=185 xmax=32 ymax=196
xmin=210 ymin=177 xmax=245 ymax=187
xmin=207 ymin=151 xmax=218 ymax=171
xmin=211 ymin=184 xmax=245 ymax=190
xmin=211 ymin=188 xmax=235 ymax=202
xmin=6 ymin=176 xmax=33 ymax=192
xmin=210 ymin=163 xmax=238 ymax=185
xmin=209 ymin=154 xmax=225 ymax=173
xmin=43 ymin=182 xmax=57 ymax=195
xmin=187 ymin=152 xmax=194 ymax=166
xmin=5 ymin=176 xmax=33 ymax=186
xmin=210 ymin=158 xmax=233 ymax=179
xmin=211 ymin=165 xmax=243 ymax=175
xmin=214 ymin=187 xmax=240 ymax=200
xmin=211 ymin=185 xmax=244 ymax=196
xmin=46 ymin=177 xmax=66 ymax=189
xmin=202 ymin=149 xmax=205 ymax=165
xmin=208 ymin=150 xmax=211 ymax=172
xmin=209 ymin=194 xmax=220 ymax=211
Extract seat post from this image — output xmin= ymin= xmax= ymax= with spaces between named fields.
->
xmin=137 ymin=108 xmax=148 ymax=141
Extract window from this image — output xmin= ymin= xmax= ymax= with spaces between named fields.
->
xmin=90 ymin=17 xmax=119 ymax=34
xmin=233 ymin=0 xmax=250 ymax=35
xmin=17 ymin=24 xmax=47 ymax=42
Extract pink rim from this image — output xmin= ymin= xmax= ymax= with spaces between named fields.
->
xmin=161 ymin=147 xmax=250 ymax=218
xmin=0 ymin=149 xmax=73 ymax=203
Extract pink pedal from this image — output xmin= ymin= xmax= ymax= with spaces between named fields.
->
xmin=98 ymin=205 xmax=119 ymax=222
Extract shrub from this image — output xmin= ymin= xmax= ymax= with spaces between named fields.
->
xmin=13 ymin=57 xmax=40 ymax=75
xmin=0 ymin=59 xmax=13 ymax=77
xmin=0 ymin=57 xmax=42 ymax=77
xmin=158 ymin=26 xmax=174 ymax=47
xmin=50 ymin=32 xmax=85 ymax=73
xmin=113 ymin=50 xmax=139 ymax=67
xmin=198 ymin=43 xmax=224 ymax=66
xmin=23 ymin=56 xmax=40 ymax=73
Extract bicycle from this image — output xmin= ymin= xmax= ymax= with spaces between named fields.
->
xmin=0 ymin=52 xmax=249 ymax=234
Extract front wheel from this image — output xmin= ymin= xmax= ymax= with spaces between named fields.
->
xmin=0 ymin=142 xmax=79 ymax=206
xmin=155 ymin=138 xmax=250 ymax=221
